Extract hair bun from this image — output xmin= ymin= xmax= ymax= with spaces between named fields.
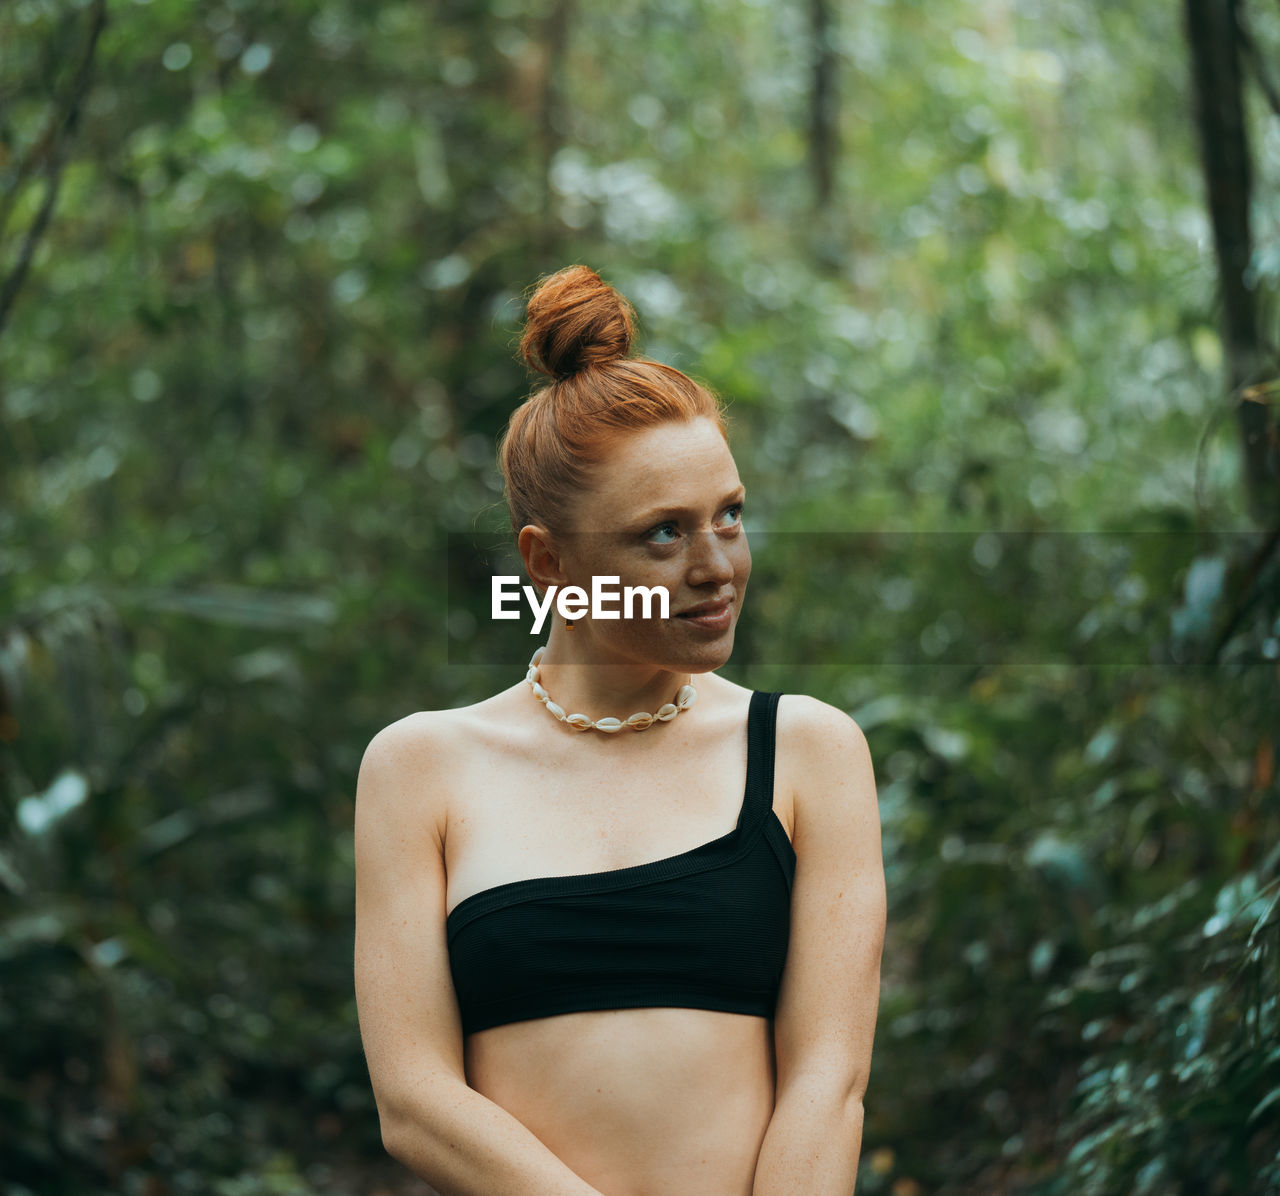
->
xmin=519 ymin=265 xmax=635 ymax=381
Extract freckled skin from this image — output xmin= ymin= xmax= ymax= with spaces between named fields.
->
xmin=515 ymin=417 xmax=752 ymax=722
xmin=440 ymin=418 xmax=779 ymax=1194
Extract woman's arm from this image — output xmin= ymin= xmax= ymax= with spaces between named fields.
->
xmin=354 ymin=717 xmax=604 ymax=1196
xmin=378 ymin=1080 xmax=604 ymax=1195
xmin=753 ymin=696 xmax=886 ymax=1195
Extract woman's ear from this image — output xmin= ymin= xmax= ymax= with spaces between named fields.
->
xmin=518 ymin=524 xmax=569 ymax=594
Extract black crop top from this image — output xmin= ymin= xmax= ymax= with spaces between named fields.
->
xmin=445 ymin=690 xmax=795 ymax=1036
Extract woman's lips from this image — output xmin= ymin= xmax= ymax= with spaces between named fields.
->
xmin=675 ymin=601 xmax=732 ymax=631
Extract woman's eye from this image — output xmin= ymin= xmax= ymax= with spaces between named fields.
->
xmin=645 ymin=505 xmax=743 ymax=543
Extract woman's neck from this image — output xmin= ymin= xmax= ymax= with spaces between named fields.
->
xmin=530 ymin=636 xmax=691 ymax=723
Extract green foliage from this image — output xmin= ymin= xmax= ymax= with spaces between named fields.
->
xmin=2 ymin=0 xmax=1278 ymax=1193
xmin=850 ymin=655 xmax=1278 ymax=1194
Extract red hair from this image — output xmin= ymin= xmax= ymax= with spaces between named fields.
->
xmin=497 ymin=265 xmax=729 ymax=538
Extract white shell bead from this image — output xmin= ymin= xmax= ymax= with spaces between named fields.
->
xmin=523 ymin=645 xmax=696 ymax=733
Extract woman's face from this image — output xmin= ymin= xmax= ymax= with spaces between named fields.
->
xmin=550 ymin=416 xmax=751 ymax=675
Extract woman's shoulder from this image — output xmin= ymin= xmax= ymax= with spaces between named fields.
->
xmin=390 ymin=682 xmax=528 ymax=736
xmin=719 ymin=683 xmax=869 ymax=771
xmin=361 ymin=685 xmax=522 ymax=777
xmin=772 ymin=692 xmax=875 ymax=826
xmin=389 ymin=684 xmax=574 ymax=791
xmin=773 ymin=691 xmax=865 ymax=739
xmin=357 ymin=689 xmax=531 ymax=842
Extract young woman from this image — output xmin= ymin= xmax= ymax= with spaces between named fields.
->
xmin=353 ymin=266 xmax=885 ymax=1195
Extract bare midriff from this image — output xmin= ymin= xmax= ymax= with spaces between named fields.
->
xmin=434 ymin=674 xmax=793 ymax=1195
xmin=463 ymin=1005 xmax=776 ymax=1195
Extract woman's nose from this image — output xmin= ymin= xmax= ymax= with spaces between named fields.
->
xmin=686 ymin=530 xmax=737 ymax=586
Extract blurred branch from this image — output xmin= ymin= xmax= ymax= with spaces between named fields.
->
xmin=1207 ymin=523 xmax=1280 ymax=662
xmin=0 ymin=0 xmax=107 ymax=340
xmin=1237 ymin=6 xmax=1280 ymax=118
xmin=1239 ymin=28 xmax=1280 ymax=117
xmin=1194 ymin=376 xmax=1279 ymax=519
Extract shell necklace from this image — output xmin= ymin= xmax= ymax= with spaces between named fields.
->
xmin=524 ymin=645 xmax=697 ymax=732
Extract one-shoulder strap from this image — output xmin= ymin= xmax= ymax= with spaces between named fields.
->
xmin=741 ymin=690 xmax=783 ymax=835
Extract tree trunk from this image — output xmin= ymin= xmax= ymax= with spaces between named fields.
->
xmin=809 ymin=0 xmax=838 ymax=213
xmin=1184 ymin=0 xmax=1277 ymax=520
xmin=808 ymin=0 xmax=841 ymax=271
xmin=537 ymin=0 xmax=574 ymax=261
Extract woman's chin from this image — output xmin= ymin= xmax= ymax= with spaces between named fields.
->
xmin=666 ymin=630 xmax=736 ymax=675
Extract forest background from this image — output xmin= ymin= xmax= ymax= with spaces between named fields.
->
xmin=2 ymin=1 xmax=1278 ymax=1194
